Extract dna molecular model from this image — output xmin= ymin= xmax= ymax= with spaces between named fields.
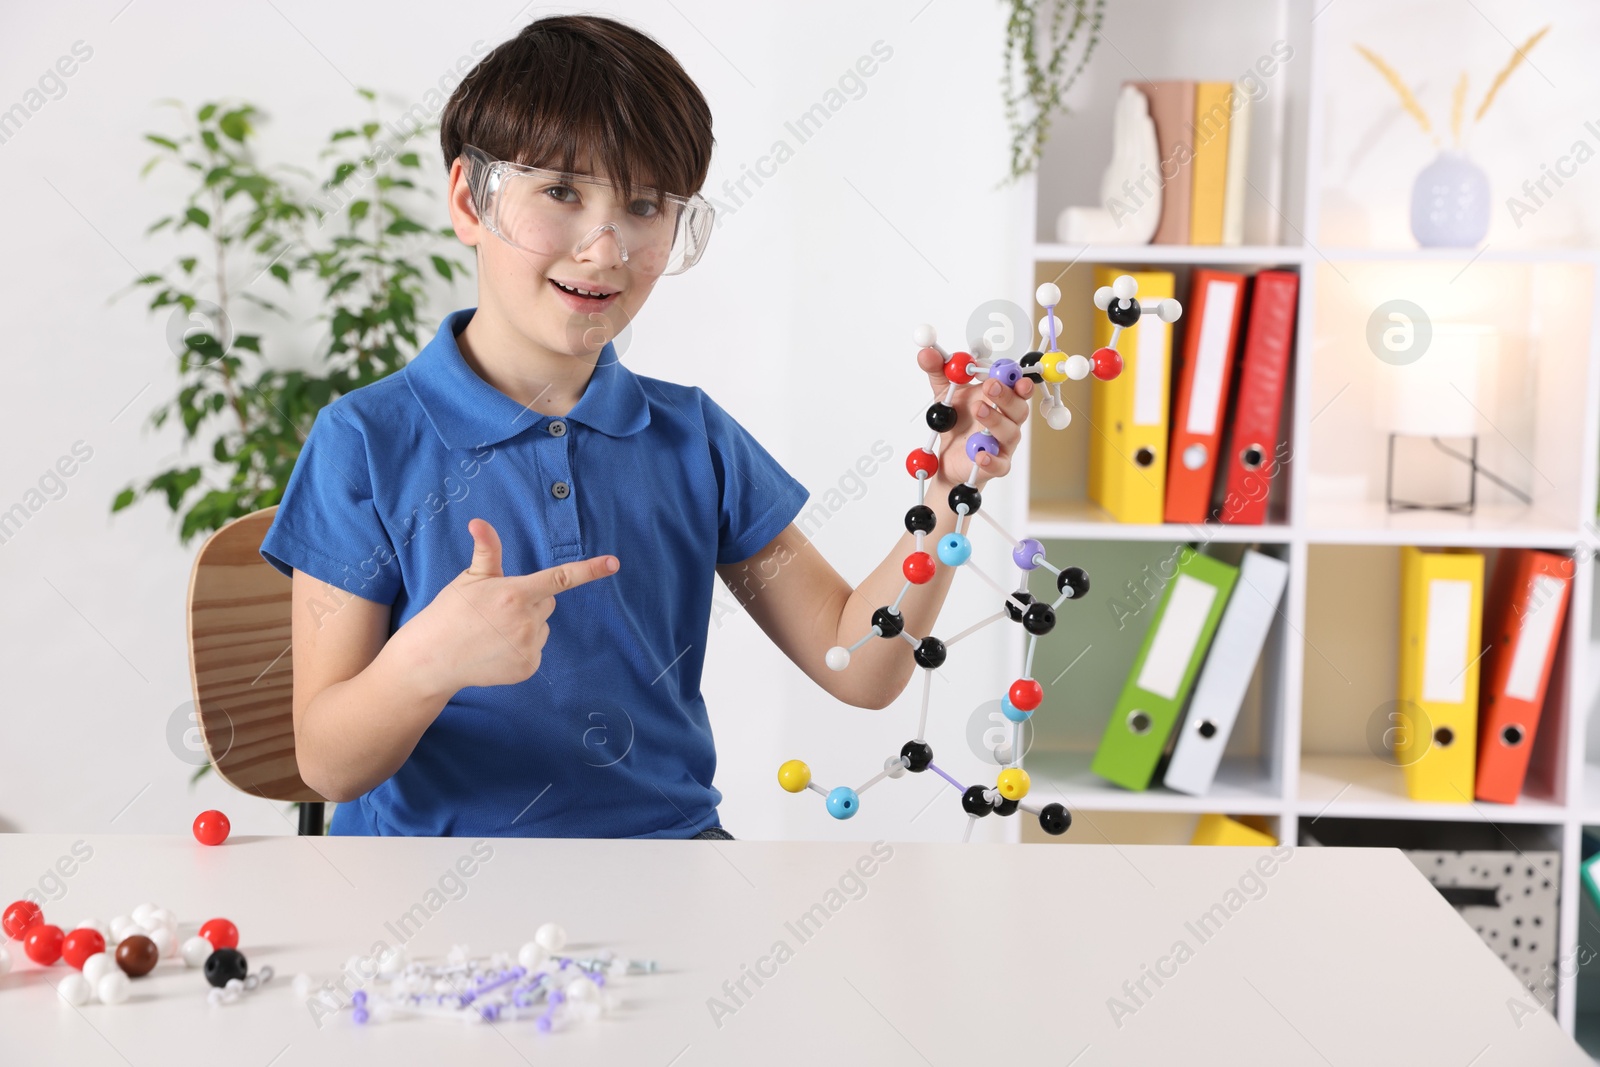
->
xmin=777 ymin=276 xmax=1183 ymax=841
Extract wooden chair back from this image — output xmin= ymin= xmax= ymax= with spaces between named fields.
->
xmin=186 ymin=506 xmax=324 ymax=804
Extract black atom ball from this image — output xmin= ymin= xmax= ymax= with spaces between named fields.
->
xmin=914 ymin=636 xmax=947 ymax=669
xmin=871 ymin=607 xmax=904 ymax=639
xmin=904 ymin=505 xmax=937 ymax=535
xmin=926 ymin=402 xmax=957 ymax=433
xmin=961 ymin=785 xmax=994 ymax=817
xmin=1022 ymin=602 xmax=1056 ymax=636
xmin=1038 ymin=802 xmax=1072 ymax=836
xmin=204 ymin=947 xmax=249 ymax=988
xmin=1019 ymin=351 xmax=1043 ymax=368
xmin=1057 ymin=566 xmax=1091 ymax=600
xmin=900 ymin=740 xmax=933 ymax=773
xmin=1004 ymin=590 xmax=1037 ymax=623
xmin=994 ymin=796 xmax=1020 ymax=817
xmin=947 ymin=483 xmax=982 ymax=517
xmin=1106 ymin=298 xmax=1142 ymax=328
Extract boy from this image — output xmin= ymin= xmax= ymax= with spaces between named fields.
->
xmin=259 ymin=14 xmax=1033 ymax=838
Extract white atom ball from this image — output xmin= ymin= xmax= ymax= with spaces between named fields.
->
xmin=885 ymin=755 xmax=907 ymax=779
xmin=825 ymin=646 xmax=850 ymax=672
xmin=518 ymin=942 xmax=547 ymax=971
xmin=73 ymin=919 xmax=109 ymax=941
xmin=1037 ymin=314 xmax=1061 ymax=344
xmin=58 ymin=973 xmax=93 ymax=1006
xmin=1093 ymin=285 xmax=1113 ymax=310
xmin=97 ymin=972 xmax=131 ymax=1005
xmin=130 ymin=903 xmax=159 ymax=929
xmin=1156 ymin=298 xmax=1183 ymax=323
xmin=911 ymin=324 xmax=936 ymax=348
xmin=1034 ymin=282 xmax=1061 ymax=308
xmin=81 ymin=953 xmax=114 ymax=985
xmin=1065 ymin=354 xmax=1092 ymax=381
xmin=1112 ymin=274 xmax=1137 ymax=300
xmin=535 ymin=923 xmax=567 ymax=953
xmin=376 ymin=945 xmax=407 ymax=978
xmin=153 ymin=928 xmax=180 ymax=962
xmin=1045 ymin=404 xmax=1072 ymax=430
xmin=181 ymin=936 xmax=214 ymax=969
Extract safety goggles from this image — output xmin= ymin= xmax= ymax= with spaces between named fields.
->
xmin=460 ymin=144 xmax=714 ymax=277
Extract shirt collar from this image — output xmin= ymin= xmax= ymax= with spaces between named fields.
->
xmin=406 ymin=307 xmax=652 ymax=449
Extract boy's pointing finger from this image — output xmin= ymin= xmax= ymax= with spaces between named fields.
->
xmin=519 ymin=554 xmax=621 ymax=598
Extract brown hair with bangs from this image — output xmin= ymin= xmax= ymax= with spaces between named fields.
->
xmin=440 ymin=15 xmax=714 ymax=203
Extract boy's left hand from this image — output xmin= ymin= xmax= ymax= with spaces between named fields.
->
xmin=914 ymin=349 xmax=1035 ymax=491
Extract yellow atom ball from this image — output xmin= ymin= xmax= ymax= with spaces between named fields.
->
xmin=778 ymin=759 xmax=812 ymax=793
xmin=1039 ymin=351 xmax=1068 ymax=383
xmin=997 ymin=767 xmax=1031 ymax=800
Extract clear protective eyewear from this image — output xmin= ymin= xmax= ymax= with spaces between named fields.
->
xmin=461 ymin=144 xmax=714 ymax=277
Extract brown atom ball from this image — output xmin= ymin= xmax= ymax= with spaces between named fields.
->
xmin=115 ymin=934 xmax=159 ymax=978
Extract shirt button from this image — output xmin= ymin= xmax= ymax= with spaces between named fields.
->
xmin=548 ymin=420 xmax=567 ymax=437
xmin=551 ymin=481 xmax=571 ymax=500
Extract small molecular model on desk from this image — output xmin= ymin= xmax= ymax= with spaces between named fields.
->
xmin=777 ymin=276 xmax=1182 ymax=841
xmin=302 ymin=923 xmax=657 ymax=1031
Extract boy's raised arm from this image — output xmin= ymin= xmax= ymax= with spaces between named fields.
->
xmin=719 ymin=368 xmax=1035 ymax=711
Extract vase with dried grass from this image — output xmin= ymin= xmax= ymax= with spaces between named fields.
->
xmin=1355 ymin=27 xmax=1549 ymax=248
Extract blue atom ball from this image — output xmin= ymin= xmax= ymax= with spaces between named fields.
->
xmin=936 ymin=533 xmax=972 ymax=566
xmin=826 ymin=786 xmax=860 ymax=820
xmin=1001 ymin=695 xmax=1033 ymax=723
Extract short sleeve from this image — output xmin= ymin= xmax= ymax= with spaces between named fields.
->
xmin=699 ymin=390 xmax=809 ymax=565
xmin=259 ymin=405 xmax=401 ymax=605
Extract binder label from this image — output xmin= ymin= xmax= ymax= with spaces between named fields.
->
xmin=1133 ymin=316 xmax=1170 ymax=427
xmin=1135 ymin=574 xmax=1217 ymax=700
xmin=1185 ymin=279 xmax=1239 ymax=437
xmin=1506 ymin=574 xmax=1565 ymax=701
xmin=1422 ymin=578 xmax=1473 ymax=704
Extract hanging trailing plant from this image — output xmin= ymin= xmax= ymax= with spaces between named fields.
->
xmin=1000 ymin=0 xmax=1106 ymax=182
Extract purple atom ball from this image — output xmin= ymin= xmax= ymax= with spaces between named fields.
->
xmin=965 ymin=432 xmax=1001 ymax=462
xmin=1012 ymin=538 xmax=1045 ymax=570
xmin=989 ymin=359 xmax=1022 ymax=388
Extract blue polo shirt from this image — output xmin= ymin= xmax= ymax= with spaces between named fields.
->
xmin=259 ymin=307 xmax=809 ymax=838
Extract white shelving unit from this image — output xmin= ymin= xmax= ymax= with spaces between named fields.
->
xmin=994 ymin=0 xmax=1600 ymax=1045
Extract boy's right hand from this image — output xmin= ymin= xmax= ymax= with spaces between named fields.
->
xmin=403 ymin=517 xmax=619 ymax=694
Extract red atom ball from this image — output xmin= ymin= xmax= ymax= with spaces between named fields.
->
xmin=1009 ymin=678 xmax=1043 ymax=712
xmin=943 ymin=351 xmax=975 ymax=384
xmin=905 ymin=448 xmax=939 ymax=480
xmin=1091 ymin=347 xmax=1123 ymax=381
xmin=199 ymin=918 xmax=239 ymax=951
xmin=903 ymin=552 xmax=936 ymax=585
xmin=193 ymin=809 xmax=231 ymax=846
xmin=23 ymin=924 xmax=64 ymax=966
xmin=3 ymin=900 xmax=42 ymax=941
xmin=61 ymin=928 xmax=106 ymax=970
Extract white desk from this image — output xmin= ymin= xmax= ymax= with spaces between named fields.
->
xmin=0 ymin=835 xmax=1585 ymax=1066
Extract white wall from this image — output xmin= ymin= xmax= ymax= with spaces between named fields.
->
xmin=0 ymin=1 xmax=1025 ymax=841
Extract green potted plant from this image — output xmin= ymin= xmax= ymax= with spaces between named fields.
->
xmin=117 ymin=91 xmax=469 ymax=808
xmin=114 ymin=89 xmax=468 ymax=541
